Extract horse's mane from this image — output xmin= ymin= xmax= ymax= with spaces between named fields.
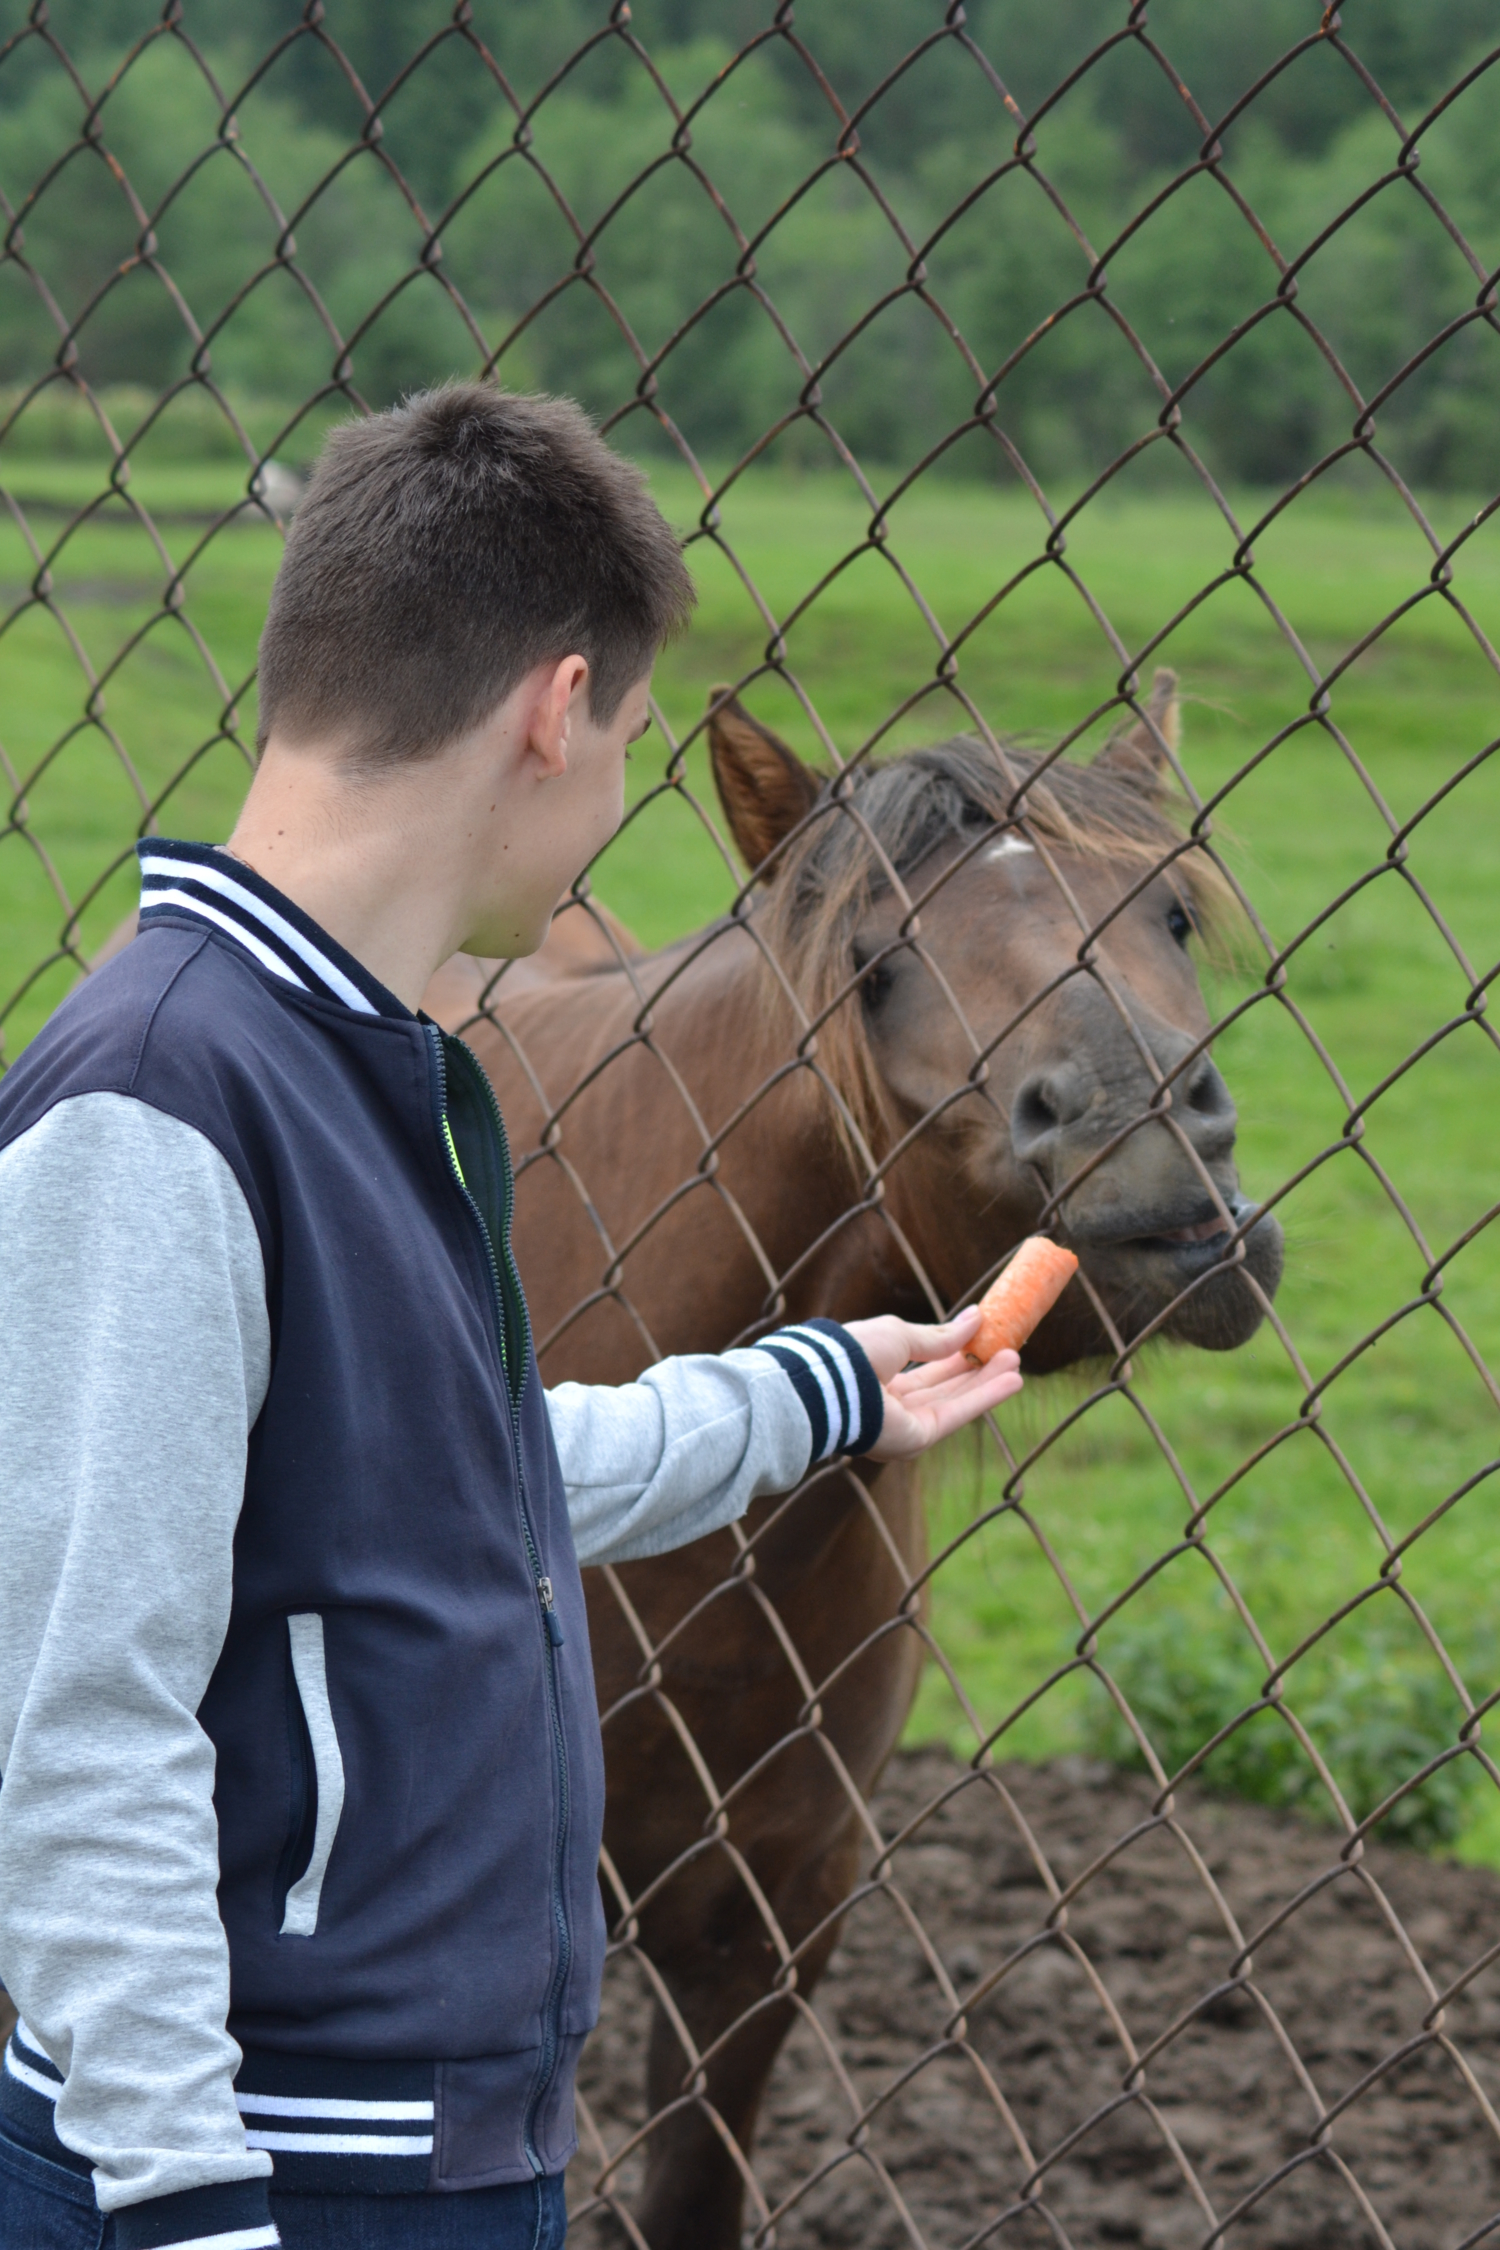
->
xmin=755 ymin=731 xmax=1238 ymax=1165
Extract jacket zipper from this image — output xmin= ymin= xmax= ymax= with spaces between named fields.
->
xmin=426 ymin=1024 xmax=571 ymax=2173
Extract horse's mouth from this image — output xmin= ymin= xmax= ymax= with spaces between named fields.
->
xmin=1076 ymin=1196 xmax=1255 ymax=1258
xmin=1055 ymin=1194 xmax=1284 ymax=1357
xmin=1146 ymin=1215 xmax=1232 ymax=1248
xmin=1009 ymin=1193 xmax=1282 ymax=1367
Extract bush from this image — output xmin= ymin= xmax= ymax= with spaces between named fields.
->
xmin=1086 ymin=1606 xmax=1484 ymax=1852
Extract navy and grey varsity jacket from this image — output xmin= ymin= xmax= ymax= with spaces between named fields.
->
xmin=0 ymin=842 xmax=883 ymax=2250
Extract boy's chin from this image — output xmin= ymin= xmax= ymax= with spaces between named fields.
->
xmin=461 ymin=911 xmax=551 ymax=963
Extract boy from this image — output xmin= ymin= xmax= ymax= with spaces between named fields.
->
xmin=0 ymin=385 xmax=1020 ymax=2249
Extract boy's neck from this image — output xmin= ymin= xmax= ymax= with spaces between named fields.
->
xmin=226 ymin=741 xmax=480 ymax=1011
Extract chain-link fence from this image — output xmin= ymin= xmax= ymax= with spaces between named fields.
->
xmin=4 ymin=4 xmax=1500 ymax=2245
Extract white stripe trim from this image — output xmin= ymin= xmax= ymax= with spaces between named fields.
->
xmin=236 ymin=2092 xmax=433 ymax=2121
xmin=156 ymin=2229 xmax=280 ymax=2249
xmin=13 ymin=2020 xmax=55 ymax=2072
xmin=141 ymin=889 xmax=309 ymax=992
xmin=4 ymin=2043 xmax=60 ymax=2102
xmin=243 ymin=2128 xmax=433 ymax=2155
xmin=281 ymin=1613 xmax=347 ymax=1936
xmin=768 ymin=1335 xmax=842 ymax=1457
xmin=140 ymin=853 xmax=376 ymax=1013
xmin=785 ymin=1326 xmax=858 ymax=1439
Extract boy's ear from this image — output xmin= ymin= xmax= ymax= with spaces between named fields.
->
xmin=522 ymin=653 xmax=589 ymax=778
xmin=706 ymin=689 xmax=822 ymax=878
xmin=1092 ymin=667 xmax=1179 ymax=792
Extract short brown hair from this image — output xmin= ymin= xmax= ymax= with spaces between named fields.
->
xmin=256 ymin=384 xmax=694 ymax=768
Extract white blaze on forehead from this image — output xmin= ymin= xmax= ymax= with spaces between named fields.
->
xmin=984 ymin=834 xmax=1035 ymax=861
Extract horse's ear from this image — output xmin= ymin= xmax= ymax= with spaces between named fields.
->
xmin=1093 ymin=668 xmax=1179 ymax=791
xmin=706 ymin=688 xmax=822 ymax=878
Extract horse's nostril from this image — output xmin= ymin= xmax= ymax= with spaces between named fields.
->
xmin=1011 ymin=1072 xmax=1066 ymax=1160
xmin=1017 ymin=1084 xmax=1057 ymax=1132
xmin=1186 ymin=1058 xmax=1232 ymax=1116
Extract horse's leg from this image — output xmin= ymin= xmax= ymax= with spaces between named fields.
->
xmin=591 ymin=1464 xmax=927 ymax=2249
xmin=631 ymin=1821 xmax=863 ymax=2250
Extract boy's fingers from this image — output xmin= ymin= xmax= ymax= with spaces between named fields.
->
xmin=921 ymin=1364 xmax=1024 ymax=1432
xmin=846 ymin=1312 xmax=1019 ymax=1420
xmin=869 ymin=1355 xmax=1023 ymax=1459
xmin=940 ymin=1360 xmax=1024 ymax=1413
xmin=890 ymin=1345 xmax=1019 ymax=1396
xmin=898 ymin=1368 xmax=1010 ymax=1413
xmin=901 ymin=1308 xmax=981 ymax=1361
xmin=888 ymin=1350 xmax=971 ymax=1395
xmin=843 ymin=1309 xmax=985 ymax=1385
xmin=924 ymin=1375 xmax=1023 ymax=1443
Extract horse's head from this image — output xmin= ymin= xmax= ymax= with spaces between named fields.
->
xmin=706 ymin=677 xmax=1283 ymax=1370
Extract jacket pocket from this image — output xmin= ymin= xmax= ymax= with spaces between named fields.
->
xmin=278 ymin=1613 xmax=346 ymax=1937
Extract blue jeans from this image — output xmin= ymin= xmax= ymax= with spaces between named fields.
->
xmin=0 ymin=2122 xmax=568 ymax=2248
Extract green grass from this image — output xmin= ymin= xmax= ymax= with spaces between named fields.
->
xmin=4 ymin=451 xmax=1500 ymax=1860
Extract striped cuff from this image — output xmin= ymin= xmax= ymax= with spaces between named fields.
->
xmin=113 ymin=2180 xmax=278 ymax=2248
xmin=4 ymin=2021 xmax=277 ymax=2247
xmin=755 ymin=1318 xmax=884 ymax=1462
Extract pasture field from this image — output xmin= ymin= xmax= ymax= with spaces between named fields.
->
xmin=4 ymin=457 xmax=1499 ymax=1857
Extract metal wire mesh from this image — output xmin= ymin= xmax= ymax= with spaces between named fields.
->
xmin=3 ymin=5 xmax=1500 ymax=2245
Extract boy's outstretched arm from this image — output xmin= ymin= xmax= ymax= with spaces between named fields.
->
xmin=550 ymin=1306 xmax=1020 ymax=1567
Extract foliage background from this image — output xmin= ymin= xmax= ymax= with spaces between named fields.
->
xmin=4 ymin=0 xmax=1500 ymax=489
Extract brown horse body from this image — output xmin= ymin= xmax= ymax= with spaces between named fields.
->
xmin=443 ymin=679 xmax=1284 ymax=2248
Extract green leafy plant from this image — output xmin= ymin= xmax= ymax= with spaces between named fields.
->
xmin=1087 ymin=1608 xmax=1484 ymax=1852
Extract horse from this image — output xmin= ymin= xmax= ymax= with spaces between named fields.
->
xmin=438 ymin=670 xmax=1285 ymax=2250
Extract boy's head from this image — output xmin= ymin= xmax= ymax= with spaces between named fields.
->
xmin=256 ymin=383 xmax=694 ymax=771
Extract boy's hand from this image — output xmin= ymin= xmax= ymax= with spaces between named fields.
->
xmin=843 ymin=1306 xmax=1022 ymax=1462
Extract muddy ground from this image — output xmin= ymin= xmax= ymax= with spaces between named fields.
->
xmin=568 ymin=1748 xmax=1500 ymax=2249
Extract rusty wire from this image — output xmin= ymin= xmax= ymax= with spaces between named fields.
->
xmin=3 ymin=4 xmax=1500 ymax=2245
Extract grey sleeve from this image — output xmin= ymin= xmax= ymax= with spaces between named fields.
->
xmin=548 ymin=1348 xmax=816 ymax=1566
xmin=0 ymin=1092 xmax=272 ymax=2212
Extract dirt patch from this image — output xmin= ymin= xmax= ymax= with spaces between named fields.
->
xmin=568 ymin=1749 xmax=1500 ymax=2248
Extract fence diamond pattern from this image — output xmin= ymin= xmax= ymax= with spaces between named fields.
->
xmin=3 ymin=5 xmax=1500 ymax=2247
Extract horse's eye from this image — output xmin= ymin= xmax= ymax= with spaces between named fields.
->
xmin=1166 ymin=902 xmax=1193 ymax=947
xmin=855 ymin=955 xmax=894 ymax=1011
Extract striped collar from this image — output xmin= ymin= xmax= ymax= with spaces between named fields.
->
xmin=137 ymin=839 xmax=411 ymax=1020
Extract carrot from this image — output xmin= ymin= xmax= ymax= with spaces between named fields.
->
xmin=965 ymin=1237 xmax=1079 ymax=1363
